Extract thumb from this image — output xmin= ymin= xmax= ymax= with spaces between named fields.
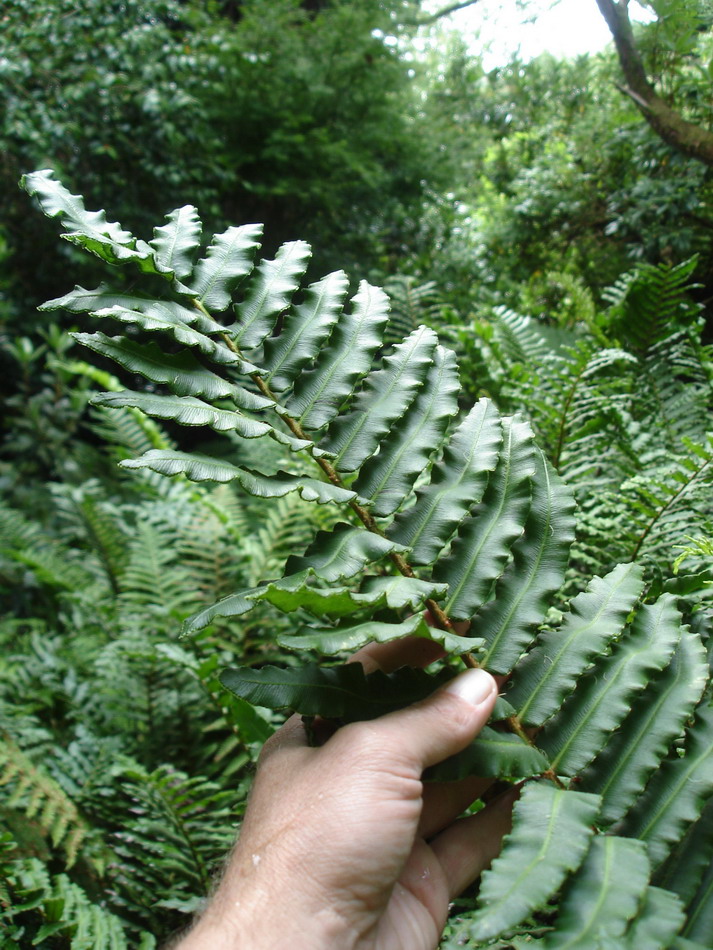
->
xmin=368 ymin=667 xmax=498 ymax=771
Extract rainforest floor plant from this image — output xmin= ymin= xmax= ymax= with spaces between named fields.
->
xmin=12 ymin=169 xmax=713 ymax=948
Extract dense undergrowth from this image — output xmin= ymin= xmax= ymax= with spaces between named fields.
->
xmin=1 ymin=173 xmax=712 ymax=947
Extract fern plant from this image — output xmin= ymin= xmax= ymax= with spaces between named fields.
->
xmin=461 ymin=272 xmax=713 ymax=592
xmin=22 ymin=169 xmax=713 ymax=948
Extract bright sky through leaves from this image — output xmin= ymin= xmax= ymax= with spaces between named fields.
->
xmin=432 ymin=0 xmax=655 ymax=67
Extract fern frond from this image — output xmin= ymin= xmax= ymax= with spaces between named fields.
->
xmin=603 ymin=257 xmax=702 ymax=355
xmin=462 ymin=783 xmax=600 ymax=942
xmin=619 ymin=702 xmax=713 ymax=867
xmin=25 ymin=171 xmax=713 ymax=945
xmin=0 ymin=736 xmax=88 ymax=865
xmin=107 ymin=765 xmax=234 ymax=923
xmin=537 ymin=594 xmax=683 ymax=776
xmin=630 ymin=436 xmax=713 ymax=561
xmin=580 ymin=627 xmax=708 ymax=825
xmin=1 ymin=858 xmax=150 ymax=949
xmin=382 ymin=275 xmax=444 ymax=343
xmin=118 ymin=521 xmax=203 ymax=623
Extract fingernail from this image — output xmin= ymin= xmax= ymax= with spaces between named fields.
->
xmin=444 ymin=668 xmax=496 ymax=707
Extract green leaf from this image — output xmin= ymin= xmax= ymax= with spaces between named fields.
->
xmin=437 ymin=415 xmax=537 ymax=620
xmin=43 ymin=285 xmax=246 ymax=364
xmin=43 ymin=285 xmax=227 ymax=336
xmin=262 ymin=271 xmax=350 ymax=392
xmin=277 ymin=613 xmax=427 ymax=654
xmin=219 ymin=663 xmax=452 ymax=721
xmin=121 ymin=451 xmax=355 ymax=503
xmin=231 ymin=241 xmax=312 ymax=351
xmin=286 ymin=280 xmax=390 ymax=431
xmin=492 ymin=696 xmax=517 ymax=721
xmin=424 ymin=626 xmax=489 ymax=656
xmin=285 ymin=523 xmax=404 ymax=582
xmin=181 ymin=589 xmax=255 ymax=637
xmin=579 ymin=628 xmax=708 ymax=824
xmin=359 ymin=575 xmax=450 ymax=611
xmin=620 ymin=703 xmax=713 ymax=867
xmin=258 ymin=573 xmax=482 ymax=651
xmin=663 ymin=569 xmax=713 ymax=598
xmin=22 ymin=169 xmax=150 ymax=265
xmin=180 ymin=223 xmax=263 ymax=312
xmin=682 ymin=842 xmax=713 ymax=945
xmin=538 ymin=595 xmax=682 ymax=776
xmin=389 ymin=397 xmax=502 ymax=564
xmin=477 ymin=450 xmax=576 ymax=673
xmin=621 ymin=887 xmax=685 ymax=950
xmin=655 ymin=797 xmax=713 ymax=910
xmin=41 ymin=284 xmax=156 ymax=313
xmin=355 ymin=344 xmax=460 ymax=517
xmin=322 ymin=326 xmax=437 ymax=472
xmin=507 ymin=563 xmax=645 ymax=726
xmin=72 ymin=332 xmax=270 ymax=410
xmin=424 ymin=729 xmax=549 ymax=782
xmin=248 ymin=573 xmax=447 ymax=618
xmin=92 ymin=391 xmax=313 ymax=453
xmin=148 ymin=205 xmax=202 ymax=280
xmin=460 ymin=784 xmax=600 ymax=941
xmin=540 ymin=836 xmax=650 ymax=949
xmin=91 ymin=305 xmax=243 ymax=367
xmin=92 ymin=391 xmax=272 ymax=435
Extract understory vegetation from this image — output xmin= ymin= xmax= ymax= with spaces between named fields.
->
xmin=2 ymin=2 xmax=713 ymax=947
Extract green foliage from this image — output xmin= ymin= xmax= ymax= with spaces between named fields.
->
xmin=458 ymin=258 xmax=713 ymax=588
xmin=0 ymin=369 xmax=331 ymax=938
xmin=0 ymin=0 xmax=437 ymax=324
xmin=23 ymin=173 xmax=713 ymax=946
xmin=1 ymin=853 xmax=154 ymax=950
xmin=413 ymin=41 xmax=713 ymax=316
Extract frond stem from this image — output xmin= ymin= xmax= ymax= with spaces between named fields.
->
xmin=553 ymin=363 xmax=586 ymax=471
xmin=506 ymin=716 xmax=563 ymax=787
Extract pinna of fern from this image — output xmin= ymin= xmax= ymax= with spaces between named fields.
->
xmin=23 ymin=169 xmax=713 ymax=947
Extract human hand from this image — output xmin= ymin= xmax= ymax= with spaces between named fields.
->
xmin=177 ymin=638 xmax=515 ymax=950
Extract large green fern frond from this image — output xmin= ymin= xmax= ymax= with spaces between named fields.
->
xmin=24 ymin=170 xmax=713 ymax=947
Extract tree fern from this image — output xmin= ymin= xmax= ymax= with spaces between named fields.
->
xmin=24 ymin=170 xmax=713 ymax=945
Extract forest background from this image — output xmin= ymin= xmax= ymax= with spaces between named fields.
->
xmin=2 ymin=0 xmax=713 ymax=946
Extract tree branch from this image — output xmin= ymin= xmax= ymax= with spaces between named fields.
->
xmin=596 ymin=0 xmax=713 ymax=166
xmin=409 ymin=0 xmax=483 ymax=26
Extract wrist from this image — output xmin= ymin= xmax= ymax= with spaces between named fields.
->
xmin=178 ymin=883 xmax=360 ymax=950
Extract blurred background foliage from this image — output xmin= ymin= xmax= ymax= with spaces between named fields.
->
xmin=2 ymin=0 xmax=713 ymax=944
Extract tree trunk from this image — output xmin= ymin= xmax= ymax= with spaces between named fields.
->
xmin=596 ymin=0 xmax=713 ymax=167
